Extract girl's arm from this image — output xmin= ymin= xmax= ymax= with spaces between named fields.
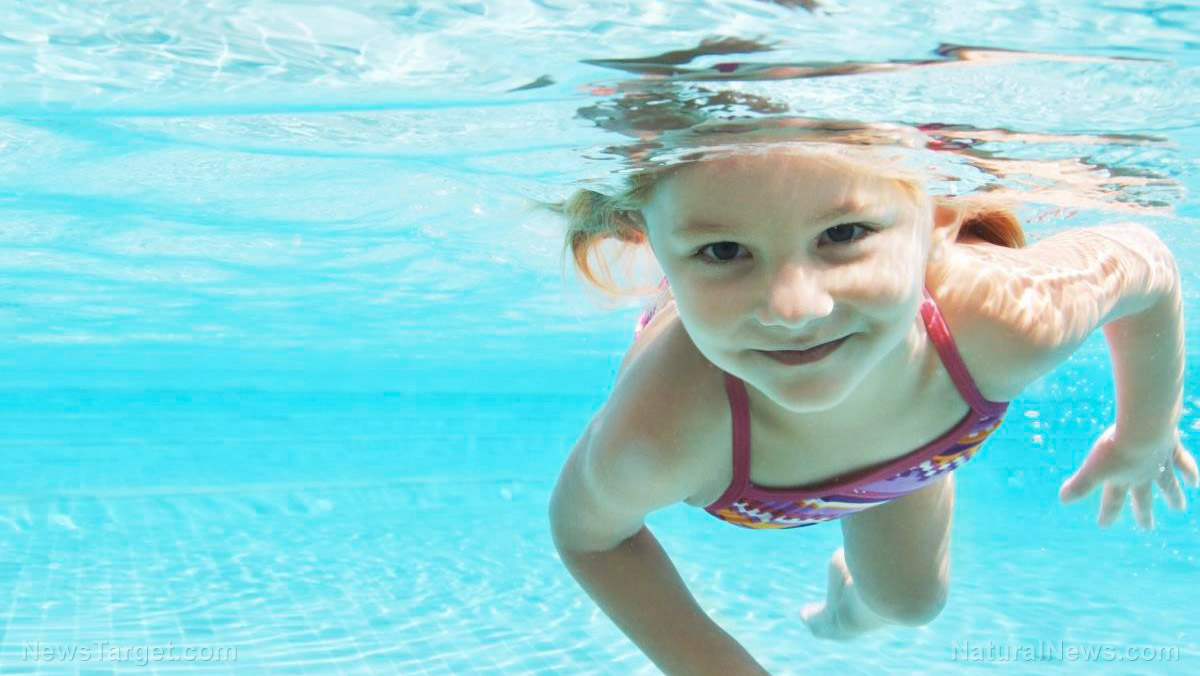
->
xmin=556 ymin=526 xmax=771 ymax=676
xmin=1053 ymin=225 xmax=1198 ymax=525
xmin=1090 ymin=226 xmax=1184 ymax=444
xmin=549 ymin=417 xmax=772 ymax=676
xmin=942 ymin=223 xmax=1198 ymax=526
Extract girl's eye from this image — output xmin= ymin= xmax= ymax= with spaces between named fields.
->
xmin=820 ymin=223 xmax=875 ymax=245
xmin=695 ymin=223 xmax=877 ymax=265
xmin=695 ymin=241 xmax=745 ymax=264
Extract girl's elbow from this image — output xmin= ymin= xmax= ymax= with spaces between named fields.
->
xmin=1106 ymin=223 xmax=1177 ymax=271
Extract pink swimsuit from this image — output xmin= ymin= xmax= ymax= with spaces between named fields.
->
xmin=634 ymin=280 xmax=1009 ymax=530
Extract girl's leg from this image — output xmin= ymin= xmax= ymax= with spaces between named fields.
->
xmin=802 ymin=473 xmax=955 ymax=640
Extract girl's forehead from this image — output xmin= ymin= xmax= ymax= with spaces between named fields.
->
xmin=659 ymin=152 xmax=905 ymax=202
xmin=643 ymin=150 xmax=927 ymax=231
xmin=678 ymin=147 xmax=895 ymax=176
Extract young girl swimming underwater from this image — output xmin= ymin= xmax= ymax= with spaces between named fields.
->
xmin=547 ymin=141 xmax=1197 ymax=676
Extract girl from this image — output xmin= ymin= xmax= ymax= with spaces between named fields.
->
xmin=546 ymin=142 xmax=1197 ymax=676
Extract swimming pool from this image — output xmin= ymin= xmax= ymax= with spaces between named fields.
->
xmin=1 ymin=1 xmax=1198 ymax=674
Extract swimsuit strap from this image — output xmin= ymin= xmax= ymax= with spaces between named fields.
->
xmin=920 ymin=287 xmax=1009 ymax=416
xmin=708 ymin=371 xmax=752 ymax=511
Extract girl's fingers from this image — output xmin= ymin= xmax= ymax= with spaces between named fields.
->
xmin=1130 ymin=483 xmax=1155 ymax=530
xmin=1156 ymin=467 xmax=1187 ymax=511
xmin=1061 ymin=457 xmax=1105 ymax=503
xmin=1173 ymin=447 xmax=1200 ymax=488
xmin=1097 ymin=483 xmax=1126 ymax=528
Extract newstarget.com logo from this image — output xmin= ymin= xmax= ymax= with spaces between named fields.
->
xmin=23 ymin=642 xmax=237 ymax=667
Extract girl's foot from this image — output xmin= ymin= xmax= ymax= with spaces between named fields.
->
xmin=801 ymin=547 xmax=884 ymax=641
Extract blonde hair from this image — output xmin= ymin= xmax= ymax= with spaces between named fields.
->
xmin=546 ymin=150 xmax=1026 ymax=299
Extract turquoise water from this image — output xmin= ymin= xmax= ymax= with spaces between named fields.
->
xmin=2 ymin=1 xmax=1199 ymax=674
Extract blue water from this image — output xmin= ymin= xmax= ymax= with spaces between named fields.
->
xmin=2 ymin=1 xmax=1199 ymax=674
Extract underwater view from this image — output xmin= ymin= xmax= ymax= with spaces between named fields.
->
xmin=1 ymin=0 xmax=1199 ymax=674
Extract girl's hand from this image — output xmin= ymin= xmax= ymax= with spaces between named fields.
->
xmin=1059 ymin=425 xmax=1200 ymax=529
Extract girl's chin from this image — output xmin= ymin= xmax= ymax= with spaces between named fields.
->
xmin=768 ymin=385 xmax=856 ymax=414
xmin=742 ymin=370 xmax=861 ymax=413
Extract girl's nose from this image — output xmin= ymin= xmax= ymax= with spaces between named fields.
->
xmin=757 ymin=264 xmax=834 ymax=328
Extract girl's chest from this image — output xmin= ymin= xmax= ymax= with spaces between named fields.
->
xmin=683 ymin=369 xmax=972 ymax=508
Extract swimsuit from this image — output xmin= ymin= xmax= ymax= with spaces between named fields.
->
xmin=633 ymin=278 xmax=1009 ymax=530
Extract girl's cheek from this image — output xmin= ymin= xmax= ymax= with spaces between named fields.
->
xmin=677 ymin=292 xmax=738 ymax=337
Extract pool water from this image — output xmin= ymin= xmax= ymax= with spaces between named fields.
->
xmin=1 ymin=1 xmax=1199 ymax=675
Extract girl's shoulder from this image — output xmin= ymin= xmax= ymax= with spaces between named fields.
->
xmin=599 ymin=305 xmax=728 ymax=501
xmin=927 ymin=241 xmax=1035 ymax=403
xmin=550 ymin=314 xmax=721 ymax=551
xmin=929 ymin=234 xmax=1108 ymax=403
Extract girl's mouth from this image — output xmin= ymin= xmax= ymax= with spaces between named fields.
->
xmin=756 ymin=335 xmax=850 ymax=365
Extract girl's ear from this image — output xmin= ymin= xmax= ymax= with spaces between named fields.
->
xmin=927 ymin=201 xmax=961 ymax=262
xmin=613 ymin=210 xmax=647 ymax=244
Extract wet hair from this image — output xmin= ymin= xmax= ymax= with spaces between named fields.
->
xmin=546 ymin=152 xmax=1026 ymax=299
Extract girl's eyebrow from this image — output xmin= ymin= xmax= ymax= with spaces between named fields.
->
xmin=676 ymin=202 xmax=870 ymax=236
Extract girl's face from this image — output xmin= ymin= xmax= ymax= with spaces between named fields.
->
xmin=643 ymin=150 xmax=937 ymax=412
